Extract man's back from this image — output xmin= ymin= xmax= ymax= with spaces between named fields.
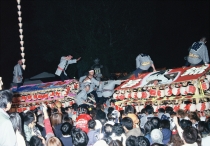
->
xmin=0 ymin=109 xmax=17 ymax=146
xmin=60 ymin=136 xmax=73 ymax=146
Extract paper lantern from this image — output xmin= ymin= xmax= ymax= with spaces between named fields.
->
xmin=137 ymin=90 xmax=142 ymax=98
xmin=149 ymin=87 xmax=157 ymax=97
xmin=18 ymin=23 xmax=22 ymax=28
xmin=141 ymin=90 xmax=150 ymax=99
xmin=186 ymin=83 xmax=196 ymax=94
xmin=18 ymin=11 xmax=21 ymax=16
xmin=18 ymin=17 xmax=22 ymax=22
xmin=17 ymin=5 xmax=21 ymax=10
xmin=19 ymin=29 xmax=23 ymax=34
xmin=204 ymin=102 xmax=209 ymax=110
xmin=20 ymin=47 xmax=24 ymax=52
xmin=118 ymin=90 xmax=125 ymax=100
xmin=19 ymin=35 xmax=23 ymax=41
xmin=131 ymin=89 xmax=138 ymax=99
xmin=164 ymin=86 xmax=172 ymax=97
xmin=173 ymin=103 xmax=180 ymax=112
xmin=113 ymin=90 xmax=119 ymax=99
xmin=157 ymin=87 xmax=165 ymax=97
xmin=0 ymin=77 xmax=3 ymax=90
xmin=202 ymin=79 xmax=209 ymax=91
xmin=21 ymin=53 xmax=25 ymax=58
xmin=196 ymin=102 xmax=206 ymax=111
xmin=125 ymin=89 xmax=131 ymax=98
xmin=172 ymin=85 xmax=180 ymax=96
xmin=21 ymin=59 xmax=25 ymax=64
xmin=22 ymin=64 xmax=26 ymax=70
xmin=20 ymin=41 xmax=24 ymax=46
xmin=188 ymin=103 xmax=196 ymax=112
xmin=180 ymin=86 xmax=187 ymax=96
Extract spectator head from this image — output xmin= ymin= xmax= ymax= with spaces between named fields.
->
xmin=161 ymin=128 xmax=171 ymax=145
xmin=160 ymin=120 xmax=170 ymax=129
xmin=182 ymin=126 xmax=201 ymax=145
xmin=10 ymin=112 xmax=23 ymax=134
xmin=47 ymin=137 xmax=62 ymax=146
xmin=63 ymin=116 xmax=73 ymax=125
xmin=88 ymin=119 xmax=96 ymax=129
xmin=179 ymin=119 xmax=192 ymax=130
xmin=108 ymin=140 xmax=122 ymax=146
xmin=150 ymin=117 xmax=160 ymax=129
xmin=151 ymin=129 xmax=163 ymax=144
xmin=104 ymin=124 xmax=113 ymax=137
xmin=71 ymin=128 xmax=89 ymax=146
xmin=61 ymin=122 xmax=72 ymax=136
xmin=141 ymin=108 xmax=146 ymax=114
xmin=144 ymin=121 xmax=155 ymax=135
xmin=96 ymin=109 xmax=106 ymax=120
xmin=113 ymin=123 xmax=124 ymax=136
xmin=108 ymin=107 xmax=115 ymax=114
xmin=126 ymin=136 xmax=137 ymax=146
xmin=121 ymin=117 xmax=133 ymax=131
xmin=93 ymin=140 xmax=108 ymax=146
xmin=136 ymin=136 xmax=150 ymax=146
xmin=96 ymin=103 xmax=104 ymax=111
xmin=50 ymin=113 xmax=62 ymax=127
xmin=165 ymin=106 xmax=173 ymax=114
xmin=29 ymin=136 xmax=44 ymax=146
xmin=78 ymin=106 xmax=88 ymax=115
xmin=145 ymin=105 xmax=154 ymax=115
xmin=197 ymin=121 xmax=210 ymax=137
xmin=0 ymin=90 xmax=13 ymax=111
xmin=71 ymin=103 xmax=78 ymax=111
xmin=188 ymin=112 xmax=200 ymax=124
xmin=24 ymin=111 xmax=36 ymax=128
xmin=124 ymin=105 xmax=134 ymax=114
xmin=158 ymin=108 xmax=165 ymax=113
xmin=177 ymin=109 xmax=186 ymax=119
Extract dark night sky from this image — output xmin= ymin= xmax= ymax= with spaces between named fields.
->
xmin=0 ymin=0 xmax=209 ymax=89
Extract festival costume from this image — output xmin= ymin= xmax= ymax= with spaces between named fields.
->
xmin=187 ymin=41 xmax=209 ymax=66
xmin=13 ymin=63 xmax=23 ymax=88
xmin=134 ymin=54 xmax=153 ymax=78
xmin=55 ymin=57 xmax=77 ymax=81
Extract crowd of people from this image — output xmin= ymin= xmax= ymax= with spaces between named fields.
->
xmin=1 ymin=89 xmax=210 ymax=146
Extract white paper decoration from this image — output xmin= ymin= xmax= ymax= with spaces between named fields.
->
xmin=21 ymin=59 xmax=25 ymax=64
xmin=17 ymin=5 xmax=21 ymax=10
xmin=19 ymin=29 xmax=23 ymax=34
xmin=20 ymin=47 xmax=24 ymax=52
xmin=17 ymin=0 xmax=21 ymax=4
xmin=22 ymin=64 xmax=26 ymax=70
xmin=18 ymin=23 xmax=22 ymax=28
xmin=19 ymin=35 xmax=23 ymax=41
xmin=18 ymin=11 xmax=21 ymax=16
xmin=20 ymin=41 xmax=24 ymax=46
xmin=18 ymin=17 xmax=22 ymax=22
xmin=21 ymin=53 xmax=25 ymax=58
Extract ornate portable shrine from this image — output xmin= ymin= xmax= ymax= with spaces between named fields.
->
xmin=113 ymin=65 xmax=210 ymax=112
xmin=10 ymin=79 xmax=79 ymax=112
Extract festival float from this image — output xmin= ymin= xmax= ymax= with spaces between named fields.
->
xmin=113 ymin=65 xmax=210 ymax=112
xmin=10 ymin=79 xmax=79 ymax=112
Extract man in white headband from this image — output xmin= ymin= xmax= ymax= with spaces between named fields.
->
xmin=55 ymin=55 xmax=81 ymax=82
xmin=79 ymin=70 xmax=100 ymax=104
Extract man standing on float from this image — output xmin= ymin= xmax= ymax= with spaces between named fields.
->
xmin=55 ymin=55 xmax=81 ymax=81
xmin=134 ymin=53 xmax=156 ymax=78
xmin=186 ymin=37 xmax=209 ymax=66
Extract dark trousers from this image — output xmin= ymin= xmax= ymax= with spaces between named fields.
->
xmin=185 ymin=60 xmax=204 ymax=67
xmin=133 ymin=67 xmax=152 ymax=78
xmin=17 ymin=82 xmax=22 ymax=89
xmin=60 ymin=71 xmax=69 ymax=82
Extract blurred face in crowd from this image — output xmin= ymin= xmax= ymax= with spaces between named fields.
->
xmin=5 ymin=102 xmax=12 ymax=111
xmin=18 ymin=60 xmax=22 ymax=65
xmin=29 ymin=114 xmax=37 ymax=128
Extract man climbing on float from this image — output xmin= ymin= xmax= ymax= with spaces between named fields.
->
xmin=185 ymin=37 xmax=209 ymax=67
xmin=55 ymin=55 xmax=81 ymax=82
xmin=133 ymin=53 xmax=156 ymax=78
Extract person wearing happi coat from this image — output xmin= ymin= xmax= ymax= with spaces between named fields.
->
xmin=13 ymin=59 xmax=23 ymax=89
xmin=55 ymin=55 xmax=81 ymax=82
xmin=185 ymin=37 xmax=209 ymax=66
xmin=133 ymin=53 xmax=156 ymax=78
xmin=79 ymin=70 xmax=100 ymax=103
